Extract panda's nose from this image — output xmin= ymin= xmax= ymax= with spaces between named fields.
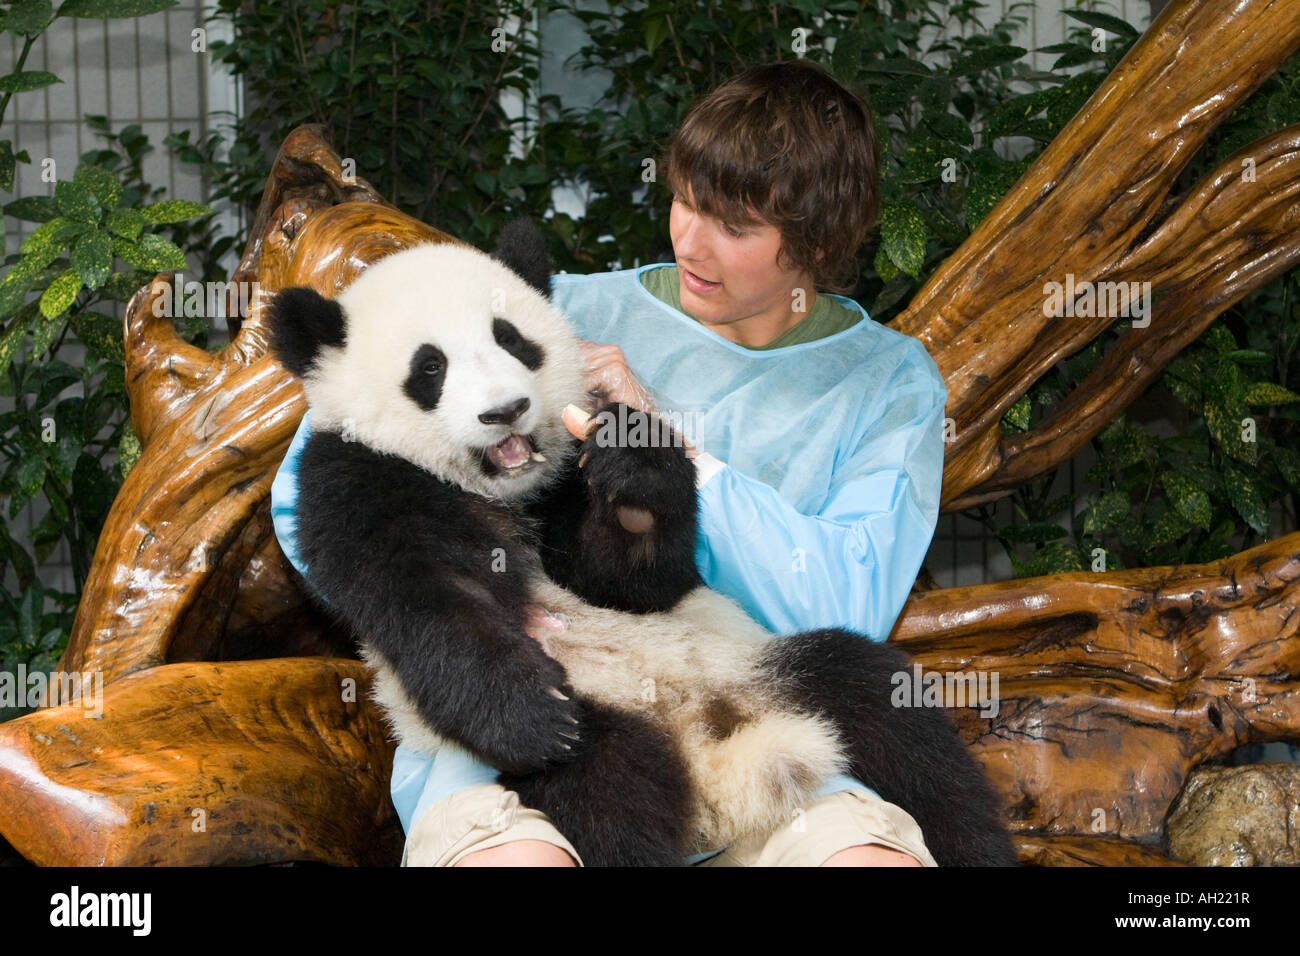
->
xmin=478 ymin=397 xmax=530 ymax=426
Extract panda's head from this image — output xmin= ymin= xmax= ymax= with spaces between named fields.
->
xmin=267 ymin=220 xmax=585 ymax=500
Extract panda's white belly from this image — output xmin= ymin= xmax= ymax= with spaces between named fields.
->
xmin=364 ymin=576 xmax=848 ymax=852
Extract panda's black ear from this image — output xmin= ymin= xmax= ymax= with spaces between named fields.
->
xmin=267 ymin=286 xmax=347 ymax=379
xmin=491 ymin=219 xmax=553 ymax=300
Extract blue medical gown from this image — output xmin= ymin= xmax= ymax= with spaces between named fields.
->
xmin=270 ymin=263 xmax=949 ymax=856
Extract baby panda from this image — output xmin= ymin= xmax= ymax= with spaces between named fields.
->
xmin=267 ymin=220 xmax=1017 ymax=867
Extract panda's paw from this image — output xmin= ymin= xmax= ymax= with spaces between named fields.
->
xmin=487 ymin=678 xmax=583 ymax=774
xmin=579 ymin=403 xmax=695 ymax=528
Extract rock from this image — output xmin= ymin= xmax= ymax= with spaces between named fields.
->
xmin=1167 ymin=764 xmax=1300 ymax=866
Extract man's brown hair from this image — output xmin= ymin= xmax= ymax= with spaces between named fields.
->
xmin=664 ymin=60 xmax=881 ymax=295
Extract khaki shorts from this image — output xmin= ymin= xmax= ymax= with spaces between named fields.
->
xmin=401 ymin=783 xmax=938 ymax=867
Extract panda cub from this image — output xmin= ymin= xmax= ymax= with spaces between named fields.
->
xmin=268 ymin=221 xmax=1016 ymax=867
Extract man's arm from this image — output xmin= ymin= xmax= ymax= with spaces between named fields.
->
xmin=691 ymin=345 xmax=948 ymax=639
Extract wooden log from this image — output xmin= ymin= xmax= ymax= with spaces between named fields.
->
xmin=0 ymin=659 xmax=401 ymax=866
xmin=895 ymin=529 xmax=1300 ymax=848
xmin=887 ymin=0 xmax=1300 ymax=507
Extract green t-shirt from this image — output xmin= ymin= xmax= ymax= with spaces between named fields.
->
xmin=639 ymin=265 xmax=863 ymax=349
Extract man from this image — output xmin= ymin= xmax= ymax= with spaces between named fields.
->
xmin=272 ymin=59 xmax=949 ymax=866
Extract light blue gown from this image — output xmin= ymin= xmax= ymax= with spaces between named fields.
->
xmin=270 ymin=263 xmax=949 ymax=863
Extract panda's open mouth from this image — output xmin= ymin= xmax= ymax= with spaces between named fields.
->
xmin=481 ymin=433 xmax=545 ymax=476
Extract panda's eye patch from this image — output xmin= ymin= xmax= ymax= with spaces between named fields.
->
xmin=404 ymin=343 xmax=447 ymax=411
xmin=493 ymin=318 xmax=544 ymax=371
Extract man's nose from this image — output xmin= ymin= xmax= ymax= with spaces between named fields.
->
xmin=675 ymin=207 xmax=706 ymax=257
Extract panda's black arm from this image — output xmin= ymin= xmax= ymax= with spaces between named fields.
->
xmin=295 ymin=434 xmax=581 ymax=775
xmin=527 ymin=403 xmax=702 ymax=614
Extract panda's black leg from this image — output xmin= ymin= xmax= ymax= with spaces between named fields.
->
xmin=761 ymin=629 xmax=1018 ymax=867
xmin=500 ymin=699 xmax=691 ymax=867
xmin=530 ymin=402 xmax=701 ymax=613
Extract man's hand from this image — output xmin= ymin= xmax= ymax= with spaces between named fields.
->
xmin=578 ymin=340 xmax=657 ymax=414
xmin=562 ymin=401 xmax=699 ymax=462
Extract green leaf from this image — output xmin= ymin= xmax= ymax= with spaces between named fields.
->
xmin=0 ymin=140 xmax=14 ymax=192
xmin=18 ymin=215 xmax=89 ymax=259
xmin=56 ymin=0 xmax=177 ymax=17
xmin=1081 ymin=489 xmax=1129 ymax=536
xmin=100 ymin=268 xmax=151 ymax=301
xmin=831 ymin=30 xmax=867 ymax=77
xmin=1203 ymin=399 xmax=1256 ymax=464
xmin=54 ymin=180 xmax=101 ymax=223
xmin=118 ymin=423 xmax=142 ymax=478
xmin=1017 ymin=540 xmax=1085 ymax=577
xmin=112 ymin=233 xmax=186 ymax=271
xmin=106 ymin=207 xmax=145 ymax=240
xmin=5 ymin=0 xmax=55 ymax=36
xmin=31 ymin=509 xmax=65 ymax=564
xmin=963 ymin=166 xmax=1013 ymax=229
xmin=1097 ymin=416 xmax=1148 ymax=469
xmin=879 ymin=203 xmax=926 ymax=279
xmin=1223 ymin=462 xmax=1270 ymax=535
xmin=1064 ymin=10 xmax=1141 ymax=38
xmin=0 ymin=71 xmax=61 ymax=94
xmin=1203 ymin=321 xmax=1237 ymax=353
xmin=68 ymin=309 xmax=124 ymax=361
xmin=859 ymin=56 xmax=932 ymax=77
xmin=38 ymin=268 xmax=82 ymax=319
xmin=950 ymin=45 xmax=1027 ymax=77
xmin=1160 ymin=472 xmax=1213 ymax=531
xmin=985 ymin=87 xmax=1063 ymax=141
xmin=922 ymin=110 xmax=974 ymax=146
xmin=1225 ymin=349 xmax=1269 ymax=364
xmin=71 ymin=231 xmax=113 ymax=290
xmin=872 ymin=244 xmax=899 ymax=282
xmin=0 ymin=316 xmax=30 ymax=378
xmin=138 ymin=199 xmax=213 ymax=224
xmin=73 ymin=163 xmax=123 ymax=209
xmin=4 ymin=196 xmax=57 ymax=222
xmin=1272 ymin=445 xmax=1300 ymax=492
xmin=644 ymin=17 xmax=667 ymax=56
xmin=1243 ymin=382 xmax=1300 ymax=406
xmin=1148 ymin=507 xmax=1190 ymax=549
xmin=15 ymin=444 xmax=46 ymax=501
xmin=1001 ymin=393 xmax=1031 ymax=431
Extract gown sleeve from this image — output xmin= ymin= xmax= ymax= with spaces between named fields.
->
xmin=692 ymin=339 xmax=948 ymax=641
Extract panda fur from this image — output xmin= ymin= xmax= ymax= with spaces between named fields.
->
xmin=268 ymin=220 xmax=1017 ymax=867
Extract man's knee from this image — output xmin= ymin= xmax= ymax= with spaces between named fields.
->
xmin=454 ymin=839 xmax=578 ymax=867
xmin=820 ymin=843 xmax=923 ymax=867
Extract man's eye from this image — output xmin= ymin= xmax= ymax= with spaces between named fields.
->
xmin=722 ymin=222 xmax=744 ymax=238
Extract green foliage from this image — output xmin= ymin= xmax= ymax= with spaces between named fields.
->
xmin=1 ymin=0 xmax=215 ymax=712
xmin=204 ymin=0 xmax=555 ymax=250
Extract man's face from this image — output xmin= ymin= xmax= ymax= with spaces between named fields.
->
xmin=668 ymin=188 xmax=814 ymax=340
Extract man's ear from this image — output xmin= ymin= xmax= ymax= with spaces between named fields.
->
xmin=492 ymin=219 xmax=553 ymax=300
xmin=267 ymin=286 xmax=347 ymax=379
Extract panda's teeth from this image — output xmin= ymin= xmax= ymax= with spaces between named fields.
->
xmin=488 ymin=434 xmax=532 ymax=470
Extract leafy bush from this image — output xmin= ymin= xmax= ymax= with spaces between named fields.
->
xmin=1 ymin=0 xmax=216 ymax=719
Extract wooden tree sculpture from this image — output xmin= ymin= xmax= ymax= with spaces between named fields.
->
xmin=0 ymin=0 xmax=1297 ymax=866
